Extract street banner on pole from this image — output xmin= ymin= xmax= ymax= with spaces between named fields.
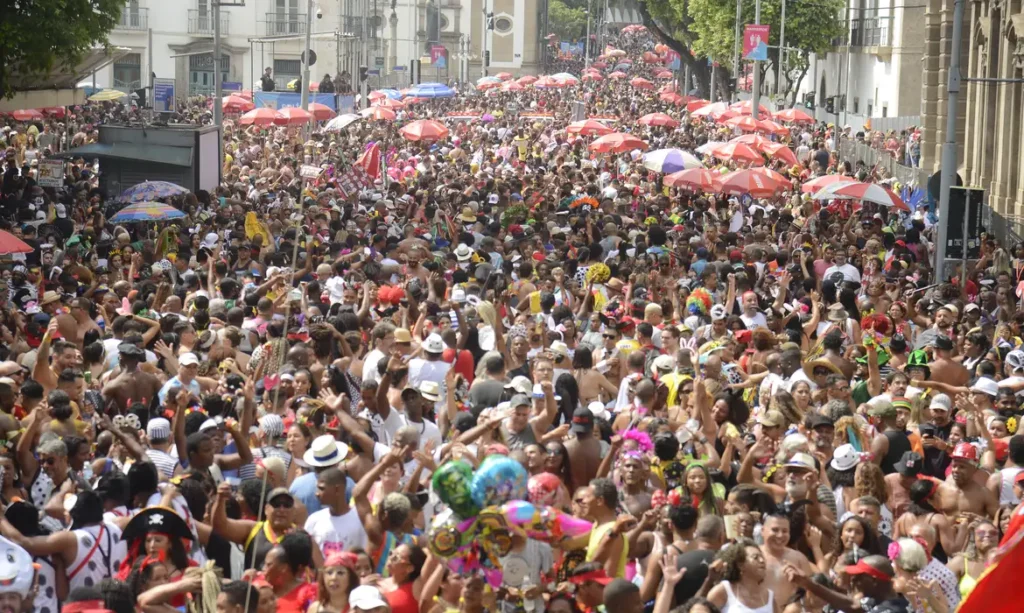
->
xmin=743 ymin=25 xmax=770 ymax=61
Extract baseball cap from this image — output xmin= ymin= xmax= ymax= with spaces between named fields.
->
xmin=571 ymin=407 xmax=595 ymax=434
xmin=933 ymin=335 xmax=954 ymax=351
xmin=179 ymin=352 xmax=200 ymax=366
xmin=844 ymin=559 xmax=894 ymax=582
xmin=350 ymin=586 xmax=388 ymax=610
xmin=929 ymin=394 xmax=952 ymax=411
xmin=970 ymin=377 xmax=999 ymax=398
xmin=504 ymin=376 xmax=532 ymax=395
xmin=759 ymin=410 xmax=784 ymax=428
xmin=509 ymin=394 xmax=531 ymax=408
xmin=807 ymin=413 xmax=835 ymax=430
xmin=867 ymin=399 xmax=896 ymax=418
xmin=267 ymin=487 xmax=293 ymax=503
xmin=894 ymin=451 xmax=923 ymax=477
xmin=785 ymin=452 xmax=817 ymax=472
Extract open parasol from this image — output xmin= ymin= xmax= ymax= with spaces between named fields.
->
xmin=589 ymin=133 xmax=648 ymax=154
xmin=119 ymin=181 xmax=189 ymax=203
xmin=110 ymin=201 xmax=187 ymax=223
xmin=399 ymin=119 xmax=449 ymax=142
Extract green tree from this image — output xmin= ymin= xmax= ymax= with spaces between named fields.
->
xmin=548 ymin=0 xmax=589 ymax=41
xmin=0 ymin=0 xmax=123 ymax=99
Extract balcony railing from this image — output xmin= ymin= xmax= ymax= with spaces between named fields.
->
xmin=850 ymin=15 xmax=892 ymax=47
xmin=266 ymin=12 xmax=306 ymax=36
xmin=188 ymin=9 xmax=229 ymax=36
xmin=116 ymin=7 xmax=149 ymax=30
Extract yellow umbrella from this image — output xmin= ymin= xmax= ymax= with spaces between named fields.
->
xmin=88 ymin=89 xmax=128 ymax=102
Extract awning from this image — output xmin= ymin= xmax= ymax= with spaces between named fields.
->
xmin=0 ymin=47 xmax=133 ymax=111
xmin=53 ymin=143 xmax=193 ymax=167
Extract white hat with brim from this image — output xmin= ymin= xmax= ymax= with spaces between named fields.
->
xmin=351 ymin=586 xmax=388 ymax=611
xmin=303 ymin=434 xmax=349 ymax=467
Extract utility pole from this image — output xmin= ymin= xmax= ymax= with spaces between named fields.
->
xmin=148 ymin=27 xmax=154 ymax=108
xmin=584 ymin=0 xmax=591 ymax=67
xmin=300 ymin=0 xmax=314 ymax=111
xmin=482 ymin=0 xmax=488 ymax=77
xmin=934 ymin=0 xmax=965 ymax=282
xmin=732 ymin=0 xmax=741 ymax=103
xmin=751 ymin=0 xmax=761 ymax=119
xmin=213 ymin=0 xmax=222 ymax=130
xmin=776 ymin=0 xmax=786 ymax=99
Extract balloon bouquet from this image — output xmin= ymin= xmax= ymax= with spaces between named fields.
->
xmin=429 ymin=456 xmax=593 ymax=586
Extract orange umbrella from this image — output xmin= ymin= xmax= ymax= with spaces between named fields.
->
xmin=566 ymin=120 xmax=614 ymax=136
xmin=638 ymin=113 xmax=679 ymax=128
xmin=0 ymin=230 xmax=34 ymax=254
xmin=718 ymin=169 xmax=782 ymax=197
xmin=238 ymin=108 xmax=283 ymax=126
xmin=534 ymin=76 xmax=561 ymax=88
xmin=801 ymin=174 xmax=856 ymax=194
xmin=222 ymin=95 xmax=254 ymax=113
xmin=375 ymin=97 xmax=405 ymax=109
xmin=757 ymin=119 xmax=790 ymax=136
xmin=730 ymin=100 xmax=771 ymax=116
xmin=360 ymin=106 xmax=396 ymax=121
xmin=275 ymin=107 xmax=314 ymax=126
xmin=723 ymin=116 xmax=760 ymax=132
xmin=589 ymin=132 xmax=648 ymax=153
xmin=630 ymin=77 xmax=655 ymax=90
xmin=774 ymin=107 xmax=815 ymax=124
xmin=709 ymin=142 xmax=765 ymax=166
xmin=762 ymin=142 xmax=801 ymax=168
xmin=730 ymin=134 xmax=773 ymax=150
xmin=664 ymin=168 xmax=721 ymax=192
xmin=307 ymin=103 xmax=336 ymax=121
xmin=400 ymin=119 xmax=449 ymax=142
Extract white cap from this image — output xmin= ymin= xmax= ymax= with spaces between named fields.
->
xmin=179 ymin=352 xmax=200 ymax=366
xmin=422 ymin=333 xmax=445 ymax=353
xmin=147 ymin=418 xmax=171 ymax=440
xmin=350 ymin=586 xmax=388 ymax=611
xmin=202 ymin=232 xmax=219 ymax=249
xmin=504 ymin=375 xmax=532 ymax=395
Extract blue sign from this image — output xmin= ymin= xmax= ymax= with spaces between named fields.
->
xmin=435 ymin=56 xmax=446 ymax=69
xmin=253 ymin=91 xmax=338 ymax=110
xmin=153 ymin=78 xmax=175 ymax=113
xmin=367 ymin=69 xmax=380 ymax=76
xmin=337 ymin=95 xmax=356 ymax=113
xmin=393 ymin=66 xmax=406 ymax=71
xmin=222 ymin=81 xmax=242 ymax=92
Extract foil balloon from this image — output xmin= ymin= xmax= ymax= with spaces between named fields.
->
xmin=470 ymin=455 xmax=528 ymax=508
xmin=427 ymin=508 xmax=468 ymax=559
xmin=500 ymin=500 xmax=593 ymax=542
xmin=432 ymin=460 xmax=480 ymax=519
xmin=527 ymin=472 xmax=561 ymax=506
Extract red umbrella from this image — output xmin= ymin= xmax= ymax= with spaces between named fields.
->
xmin=566 ymin=119 xmax=614 ymax=136
xmin=361 ymin=106 xmax=396 ymax=121
xmin=591 ymin=61 xmax=608 ymax=69
xmin=307 ymin=103 xmax=336 ymax=121
xmin=589 ymin=132 xmax=648 ymax=153
xmin=723 ymin=115 xmax=760 ymax=132
xmin=757 ymin=119 xmax=790 ymax=136
xmin=11 ymin=109 xmax=43 ymax=121
xmin=655 ymin=70 xmax=674 ymax=79
xmin=800 ymin=174 xmax=856 ymax=194
xmin=762 ymin=142 xmax=801 ymax=168
xmin=496 ymin=72 xmax=513 ymax=81
xmin=709 ymin=142 xmax=765 ymax=166
xmin=730 ymin=134 xmax=772 ymax=150
xmin=368 ymin=91 xmax=390 ymax=101
xmin=775 ymin=107 xmax=815 ymax=124
xmin=502 ymin=81 xmax=525 ymax=91
xmin=400 ymin=119 xmax=449 ymax=142
xmin=691 ymin=102 xmax=730 ymax=119
xmin=534 ymin=76 xmax=562 ymax=88
xmin=518 ymin=75 xmax=538 ymax=85
xmin=375 ymin=98 xmax=405 ymax=109
xmin=718 ymin=169 xmax=782 ymax=197
xmin=608 ymin=71 xmax=628 ymax=79
xmin=275 ymin=107 xmax=314 ymax=126
xmin=404 ymin=97 xmax=426 ymax=105
xmin=41 ymin=107 xmax=66 ymax=118
xmin=814 ymin=181 xmax=909 ymax=210
xmin=582 ymin=73 xmax=604 ymax=81
xmin=638 ymin=113 xmax=679 ymax=128
xmin=630 ymin=77 xmax=655 ymax=90
xmin=664 ymin=168 xmax=721 ymax=192
xmin=222 ymin=95 xmax=254 ymax=113
xmin=238 ymin=90 xmax=253 ymax=100
xmin=752 ymin=167 xmax=791 ymax=185
xmin=642 ymin=51 xmax=663 ymax=64
xmin=730 ymin=100 xmax=771 ymax=116
xmin=687 ymin=99 xmax=711 ymax=113
xmin=238 ymin=108 xmax=283 ymax=126
xmin=0 ymin=230 xmax=33 ymax=255
xmin=660 ymin=92 xmax=686 ymax=106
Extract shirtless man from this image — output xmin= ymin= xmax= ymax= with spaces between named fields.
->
xmin=760 ymin=513 xmax=816 ymax=606
xmin=62 ymin=297 xmax=102 ymax=348
xmin=929 ymin=334 xmax=969 ymax=388
xmin=32 ymin=320 xmax=82 ymax=391
xmin=566 ymin=407 xmax=602 ymax=488
xmin=102 ymin=343 xmax=162 ymax=414
xmin=935 ymin=442 xmax=999 ymax=521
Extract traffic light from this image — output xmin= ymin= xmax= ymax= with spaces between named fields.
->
xmin=825 ymin=96 xmax=835 ymax=114
xmin=359 ymin=66 xmax=368 ymax=82
xmin=803 ymin=92 xmax=814 ymax=110
xmin=484 ymin=50 xmax=491 ymax=67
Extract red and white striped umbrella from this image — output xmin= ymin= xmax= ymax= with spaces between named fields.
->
xmin=751 ymin=167 xmax=790 ymax=185
xmin=502 ymin=81 xmax=525 ymax=91
xmin=638 ymin=113 xmax=679 ymax=128
xmin=723 ymin=115 xmax=760 ymax=132
xmin=812 ymin=181 xmax=909 ymax=210
xmin=275 ymin=107 xmax=314 ymax=126
xmin=664 ymin=168 xmax=721 ymax=192
xmin=566 ymin=120 xmax=614 ymax=136
xmin=708 ymin=142 xmax=764 ymax=165
xmin=660 ymin=92 xmax=686 ymax=106
xmin=238 ymin=108 xmax=283 ymax=126
xmin=757 ymin=119 xmax=790 ymax=136
xmin=691 ymin=102 xmax=734 ymax=121
xmin=774 ymin=107 xmax=815 ymax=124
xmin=222 ymin=95 xmax=254 ymax=113
xmin=11 ymin=109 xmax=43 ymax=121
xmin=800 ymin=174 xmax=856 ymax=194
xmin=718 ymin=169 xmax=783 ymax=197
xmin=730 ymin=100 xmax=772 ymax=116
xmin=686 ymin=99 xmax=711 ymax=113
xmin=589 ymin=132 xmax=648 ymax=153
xmin=762 ymin=142 xmax=801 ymax=168
xmin=375 ymin=97 xmax=405 ymax=109
xmin=730 ymin=134 xmax=772 ymax=150
xmin=495 ymin=72 xmax=513 ymax=81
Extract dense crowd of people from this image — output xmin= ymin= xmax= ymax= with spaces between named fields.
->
xmin=0 ymin=23 xmax=1020 ymax=613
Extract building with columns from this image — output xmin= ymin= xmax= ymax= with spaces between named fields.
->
xmin=919 ymin=0 xmax=1024 ymax=220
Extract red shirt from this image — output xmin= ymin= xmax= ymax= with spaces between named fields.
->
xmin=385 ymin=582 xmax=419 ymax=613
xmin=276 ymin=582 xmax=317 ymax=613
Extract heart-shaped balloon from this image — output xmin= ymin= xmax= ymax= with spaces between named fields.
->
xmin=263 ymin=374 xmax=281 ymax=390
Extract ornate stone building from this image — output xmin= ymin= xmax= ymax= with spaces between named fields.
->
xmin=920 ymin=0 xmax=1024 ymax=219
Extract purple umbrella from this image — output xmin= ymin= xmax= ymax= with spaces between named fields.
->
xmin=481 ymin=113 xmax=496 ymax=122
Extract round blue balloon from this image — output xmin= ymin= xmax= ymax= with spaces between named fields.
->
xmin=470 ymin=456 xmax=529 ymax=508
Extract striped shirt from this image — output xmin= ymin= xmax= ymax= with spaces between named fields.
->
xmin=238 ymin=446 xmax=292 ymax=481
xmin=145 ymin=449 xmax=179 ymax=480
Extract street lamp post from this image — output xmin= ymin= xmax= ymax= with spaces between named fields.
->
xmin=584 ymin=0 xmax=591 ymax=67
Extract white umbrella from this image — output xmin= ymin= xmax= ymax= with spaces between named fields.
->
xmin=322 ymin=113 xmax=362 ymax=133
xmin=695 ymin=141 xmax=725 ymax=155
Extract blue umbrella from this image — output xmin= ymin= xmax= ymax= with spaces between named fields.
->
xmin=643 ymin=149 xmax=704 ymax=173
xmin=119 ymin=181 xmax=189 ymax=203
xmin=408 ymin=82 xmax=456 ymax=98
xmin=614 ymin=63 xmax=632 ymax=72
xmin=110 ymin=201 xmax=186 ymax=223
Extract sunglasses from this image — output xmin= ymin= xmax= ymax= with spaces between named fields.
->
xmin=41 ymin=457 xmax=57 ymax=466
xmin=269 ymin=498 xmax=294 ymax=509
xmin=603 ymin=334 xmax=616 ymax=339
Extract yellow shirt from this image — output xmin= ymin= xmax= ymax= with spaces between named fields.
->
xmin=586 ymin=521 xmax=628 ymax=578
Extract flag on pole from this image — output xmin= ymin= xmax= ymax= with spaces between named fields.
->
xmin=356 ymin=142 xmax=381 ymax=179
xmin=957 ymin=504 xmax=1024 ymax=613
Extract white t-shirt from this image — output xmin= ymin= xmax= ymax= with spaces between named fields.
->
xmin=740 ymin=311 xmax=768 ymax=329
xmin=408 ymin=358 xmax=452 ymax=413
xmin=824 ymin=263 xmax=862 ymax=283
xmin=303 ymin=507 xmax=368 ymax=556
xmin=362 ymin=348 xmax=386 ymax=383
xmin=380 ymin=407 xmax=443 ymax=450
